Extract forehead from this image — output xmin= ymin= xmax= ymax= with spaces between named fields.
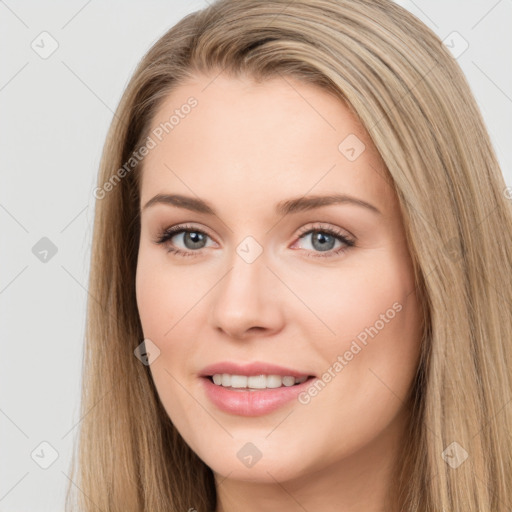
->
xmin=139 ymin=73 xmax=394 ymax=215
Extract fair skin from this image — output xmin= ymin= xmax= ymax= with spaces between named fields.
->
xmin=135 ymin=71 xmax=423 ymax=512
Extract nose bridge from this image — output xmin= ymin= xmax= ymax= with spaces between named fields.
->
xmin=221 ymin=233 xmax=268 ymax=299
xmin=210 ymin=237 xmax=283 ymax=338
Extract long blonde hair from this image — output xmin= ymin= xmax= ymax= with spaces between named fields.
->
xmin=66 ymin=0 xmax=512 ymax=510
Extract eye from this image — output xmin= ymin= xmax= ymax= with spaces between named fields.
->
xmin=154 ymin=223 xmax=215 ymax=258
xmin=292 ymin=223 xmax=355 ymax=259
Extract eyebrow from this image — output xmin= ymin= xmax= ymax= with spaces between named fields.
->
xmin=141 ymin=193 xmax=381 ymax=216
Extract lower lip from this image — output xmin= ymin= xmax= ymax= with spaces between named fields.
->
xmin=201 ymin=376 xmax=316 ymax=416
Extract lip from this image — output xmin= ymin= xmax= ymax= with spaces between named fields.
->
xmin=201 ymin=374 xmax=317 ymax=416
xmin=199 ymin=361 xmax=314 ymax=378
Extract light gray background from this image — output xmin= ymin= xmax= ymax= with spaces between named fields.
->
xmin=1 ymin=1 xmax=510 ymax=510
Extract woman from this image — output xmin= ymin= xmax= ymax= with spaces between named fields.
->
xmin=67 ymin=0 xmax=512 ymax=510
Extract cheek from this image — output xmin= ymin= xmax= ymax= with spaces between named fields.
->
xmin=287 ymin=248 xmax=416 ymax=344
xmin=322 ymin=252 xmax=421 ymax=412
xmin=289 ymin=251 xmax=422 ymax=464
xmin=294 ymin=246 xmax=421 ymax=398
xmin=135 ymin=248 xmax=210 ymax=385
xmin=135 ymin=252 xmax=201 ymax=430
xmin=136 ymin=273 xmax=166 ymax=342
xmin=135 ymin=249 xmax=199 ymax=339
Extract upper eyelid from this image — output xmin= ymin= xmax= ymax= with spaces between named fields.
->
xmin=296 ymin=223 xmax=354 ymax=239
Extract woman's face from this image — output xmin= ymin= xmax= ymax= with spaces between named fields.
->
xmin=136 ymin=72 xmax=423 ymax=483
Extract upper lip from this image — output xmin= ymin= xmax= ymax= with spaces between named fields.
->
xmin=200 ymin=361 xmax=315 ymax=378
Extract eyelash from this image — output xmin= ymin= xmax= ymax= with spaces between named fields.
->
xmin=154 ymin=223 xmax=356 ymax=259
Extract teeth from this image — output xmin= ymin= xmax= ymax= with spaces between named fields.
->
xmin=211 ymin=373 xmax=308 ymax=389
xmin=231 ymin=375 xmax=248 ymax=388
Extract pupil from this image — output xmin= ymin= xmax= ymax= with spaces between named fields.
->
xmin=185 ymin=231 xmax=206 ymax=249
xmin=312 ymin=231 xmax=335 ymax=252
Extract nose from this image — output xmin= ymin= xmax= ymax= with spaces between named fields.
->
xmin=210 ymin=249 xmax=285 ymax=340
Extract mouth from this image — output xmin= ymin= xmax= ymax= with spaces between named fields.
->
xmin=200 ymin=373 xmax=317 ymax=416
xmin=204 ymin=374 xmax=316 ymax=391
